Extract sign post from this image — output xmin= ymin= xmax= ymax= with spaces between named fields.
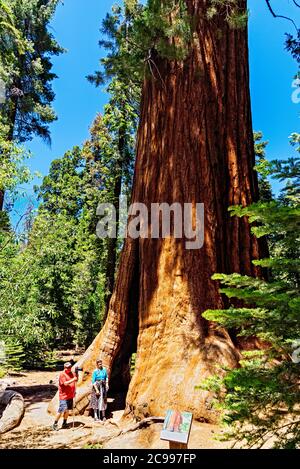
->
xmin=169 ymin=441 xmax=188 ymax=449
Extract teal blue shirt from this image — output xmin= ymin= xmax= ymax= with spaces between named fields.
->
xmin=92 ymin=368 xmax=108 ymax=384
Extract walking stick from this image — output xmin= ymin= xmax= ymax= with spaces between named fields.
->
xmin=72 ymin=400 xmax=75 ymax=431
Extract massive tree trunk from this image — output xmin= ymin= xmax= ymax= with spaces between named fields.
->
xmin=49 ymin=0 xmax=265 ymax=421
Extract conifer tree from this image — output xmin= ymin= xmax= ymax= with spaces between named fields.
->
xmin=88 ymin=2 xmax=140 ymax=312
xmin=203 ymin=138 xmax=300 ymax=448
xmin=0 ymin=0 xmax=62 ymax=211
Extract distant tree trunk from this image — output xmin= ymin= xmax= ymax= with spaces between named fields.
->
xmin=0 ymin=191 xmax=4 ymax=213
xmin=49 ymin=0 xmax=266 ymax=421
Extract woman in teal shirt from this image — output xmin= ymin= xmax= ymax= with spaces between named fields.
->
xmin=90 ymin=360 xmax=109 ymax=422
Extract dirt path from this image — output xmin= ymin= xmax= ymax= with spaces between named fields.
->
xmin=0 ymin=370 xmax=92 ymax=449
xmin=0 ymin=371 xmax=229 ymax=449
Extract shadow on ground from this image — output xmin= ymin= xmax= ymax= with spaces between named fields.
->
xmin=7 ymin=385 xmax=57 ymax=408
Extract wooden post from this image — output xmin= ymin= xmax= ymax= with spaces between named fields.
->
xmin=169 ymin=441 xmax=188 ymax=449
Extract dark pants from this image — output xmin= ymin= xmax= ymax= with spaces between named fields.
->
xmin=58 ymin=399 xmax=73 ymax=413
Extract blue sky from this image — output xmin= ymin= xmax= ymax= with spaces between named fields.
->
xmin=12 ymin=0 xmax=300 ymax=225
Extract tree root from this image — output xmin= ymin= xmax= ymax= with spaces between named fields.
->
xmin=122 ymin=416 xmax=164 ymax=434
xmin=90 ymin=416 xmax=165 ymax=446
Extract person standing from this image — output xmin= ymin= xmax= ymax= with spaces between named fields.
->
xmin=52 ymin=362 xmax=77 ymax=431
xmin=90 ymin=359 xmax=108 ymax=422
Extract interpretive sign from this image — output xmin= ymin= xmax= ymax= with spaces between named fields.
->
xmin=160 ymin=410 xmax=193 ymax=445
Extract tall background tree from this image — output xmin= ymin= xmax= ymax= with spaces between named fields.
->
xmin=87 ymin=1 xmax=141 ymax=314
xmin=83 ymin=80 xmax=139 ymax=316
xmin=0 ymin=79 xmax=138 ymax=370
xmin=0 ymin=0 xmax=63 ymax=212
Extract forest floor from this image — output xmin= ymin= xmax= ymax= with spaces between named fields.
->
xmin=0 ymin=370 xmax=230 ymax=449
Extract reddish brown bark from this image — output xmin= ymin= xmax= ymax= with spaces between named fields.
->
xmin=49 ymin=0 xmax=265 ymax=421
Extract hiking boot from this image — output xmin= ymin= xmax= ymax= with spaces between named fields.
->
xmin=102 ymin=417 xmax=106 ymax=423
xmin=61 ymin=422 xmax=69 ymax=429
xmin=52 ymin=422 xmax=59 ymax=431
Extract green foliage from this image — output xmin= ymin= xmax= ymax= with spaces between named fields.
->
xmin=1 ymin=339 xmax=25 ymax=371
xmin=0 ymin=0 xmax=27 ymax=76
xmin=207 ymin=0 xmax=248 ymax=29
xmin=130 ymin=353 xmax=136 ymax=376
xmin=254 ymin=131 xmax=273 ymax=202
xmin=136 ymin=0 xmax=192 ymax=60
xmin=32 ymin=84 xmax=138 ymax=346
xmin=202 ymin=152 xmax=300 ymax=448
xmin=0 ymin=337 xmax=24 ymax=374
xmin=271 ymin=133 xmax=300 ymax=205
xmin=0 ymin=136 xmax=33 ymax=211
xmin=33 ymin=146 xmax=108 ymax=349
xmin=101 ymin=0 xmax=244 ymax=82
xmin=285 ymin=30 xmax=300 ymax=64
xmin=0 ymin=0 xmax=25 ymax=54
xmin=0 ymin=227 xmax=60 ymax=368
xmin=37 ymin=147 xmax=85 ymax=217
xmin=0 ymin=0 xmax=139 ymax=368
xmin=79 ymin=86 xmax=138 ymax=318
xmin=88 ymin=13 xmax=140 ymax=307
xmin=0 ymin=88 xmax=137 ymax=363
xmin=0 ymin=0 xmax=63 ymax=143
xmin=87 ymin=1 xmax=144 ymax=86
xmin=89 ymin=0 xmax=192 ymax=86
xmin=92 ymin=0 xmax=250 ymax=90
xmin=69 ymin=207 xmax=107 ymax=347
xmin=84 ymin=80 xmax=138 ymax=200
xmin=0 ymin=164 xmax=105 ymax=364
xmin=84 ymin=443 xmax=103 ymax=449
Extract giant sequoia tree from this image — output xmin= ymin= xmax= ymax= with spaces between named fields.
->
xmin=50 ymin=0 xmax=267 ymax=421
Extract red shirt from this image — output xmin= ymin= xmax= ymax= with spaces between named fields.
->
xmin=58 ymin=370 xmax=77 ymax=400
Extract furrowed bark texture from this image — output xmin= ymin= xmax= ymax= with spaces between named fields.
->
xmin=49 ymin=0 xmax=264 ymax=421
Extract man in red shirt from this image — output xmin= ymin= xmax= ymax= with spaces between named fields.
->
xmin=52 ymin=362 xmax=78 ymax=431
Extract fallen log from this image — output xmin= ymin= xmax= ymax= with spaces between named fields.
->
xmin=0 ymin=389 xmax=25 ymax=434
